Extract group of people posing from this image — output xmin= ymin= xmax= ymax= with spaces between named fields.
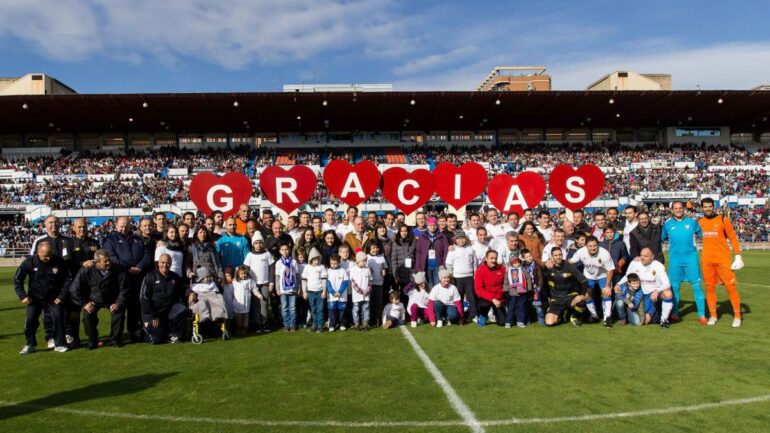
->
xmin=14 ymin=197 xmax=745 ymax=354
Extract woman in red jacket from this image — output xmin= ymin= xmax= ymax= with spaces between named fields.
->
xmin=474 ymin=250 xmax=506 ymax=326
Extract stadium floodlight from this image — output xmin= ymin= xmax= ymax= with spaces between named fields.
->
xmin=48 ymin=123 xmax=54 ymax=127
xmin=297 ymin=115 xmax=301 ymax=120
xmin=22 ymin=103 xmax=28 ymax=110
xmin=616 ymin=113 xmax=620 ymax=118
xmin=233 ymin=101 xmax=240 ymax=107
xmin=142 ymin=102 xmax=148 ymax=108
xmin=587 ymin=117 xmax=592 ymax=122
xmin=609 ymin=98 xmax=615 ymax=104
xmin=410 ymin=99 xmax=416 ymax=105
xmin=763 ymin=117 xmax=768 ymax=122
xmin=129 ymin=117 xmax=134 ymax=122
xmin=687 ymin=116 xmax=693 ymax=121
xmin=322 ymin=100 xmax=328 ymax=106
xmin=495 ymin=99 xmax=501 ymax=105
xmin=717 ymin=98 xmax=723 ymax=104
xmin=459 ymin=115 xmax=464 ymax=119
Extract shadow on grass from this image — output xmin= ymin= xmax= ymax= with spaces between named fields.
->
xmin=680 ymin=300 xmax=752 ymax=318
xmin=0 ymin=372 xmax=178 ymax=421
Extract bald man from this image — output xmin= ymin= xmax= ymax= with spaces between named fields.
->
xmin=15 ymin=242 xmax=72 ymax=354
xmin=102 ymin=216 xmax=151 ymax=342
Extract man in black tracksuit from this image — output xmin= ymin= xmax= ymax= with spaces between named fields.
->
xmin=139 ymin=254 xmax=188 ymax=344
xmin=66 ymin=217 xmax=101 ymax=347
xmin=14 ymin=242 xmax=72 ymax=354
xmin=103 ymin=217 xmax=151 ymax=342
xmin=69 ymin=249 xmax=128 ymax=350
xmin=543 ymin=247 xmax=590 ymax=327
xmin=30 ymin=215 xmax=75 ymax=347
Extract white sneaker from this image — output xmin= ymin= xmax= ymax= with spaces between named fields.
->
xmin=169 ymin=335 xmax=179 ymax=344
xmin=47 ymin=339 xmax=55 ymax=349
xmin=417 ymin=318 xmax=423 ymax=325
xmin=339 ymin=326 xmax=346 ymax=331
xmin=732 ymin=318 xmax=742 ymax=328
xmin=707 ymin=317 xmax=718 ymax=325
xmin=54 ymin=346 xmax=69 ymax=353
xmin=446 ymin=321 xmax=452 ymax=326
xmin=505 ymin=323 xmax=512 ymax=329
xmin=436 ymin=320 xmax=443 ymax=328
xmin=411 ymin=321 xmax=417 ymax=328
xmin=19 ymin=345 xmax=35 ymax=355
xmin=328 ymin=327 xmax=336 ymax=333
xmin=517 ymin=322 xmax=526 ymax=328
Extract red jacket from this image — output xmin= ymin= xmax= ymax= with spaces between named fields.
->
xmin=474 ymin=263 xmax=506 ymax=302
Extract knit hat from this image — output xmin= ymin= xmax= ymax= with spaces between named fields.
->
xmin=413 ymin=271 xmax=426 ymax=285
xmin=438 ymin=267 xmax=451 ymax=280
xmin=251 ymin=231 xmax=264 ymax=244
xmin=454 ymin=230 xmax=467 ymax=239
xmin=195 ymin=266 xmax=212 ymax=281
xmin=427 ymin=217 xmax=437 ymax=225
xmin=355 ymin=251 xmax=368 ymax=263
xmin=308 ymin=247 xmax=322 ymax=264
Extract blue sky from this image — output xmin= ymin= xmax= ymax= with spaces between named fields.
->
xmin=1 ymin=0 xmax=769 ymax=93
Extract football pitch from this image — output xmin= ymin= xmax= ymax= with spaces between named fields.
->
xmin=1 ymin=252 xmax=769 ymax=433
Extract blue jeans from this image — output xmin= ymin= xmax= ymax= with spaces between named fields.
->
xmin=308 ymin=291 xmax=325 ymax=329
xmin=280 ymin=294 xmax=297 ymax=329
xmin=506 ymin=295 xmax=528 ymax=325
xmin=426 ymin=268 xmax=439 ymax=289
xmin=328 ymin=301 xmax=346 ymax=328
xmin=432 ymin=301 xmax=459 ymax=323
xmin=353 ymin=301 xmax=369 ymax=325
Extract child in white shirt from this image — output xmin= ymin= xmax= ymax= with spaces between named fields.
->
xmin=232 ymin=265 xmax=261 ymax=335
xmin=429 ymin=268 xmax=462 ymax=327
xmin=405 ymin=271 xmax=430 ymax=327
xmin=302 ymin=248 xmax=328 ymax=333
xmin=350 ymin=251 xmax=372 ymax=331
xmin=382 ymin=291 xmax=406 ymax=329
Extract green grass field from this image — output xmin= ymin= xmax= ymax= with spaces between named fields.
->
xmin=1 ymin=252 xmax=770 ymax=433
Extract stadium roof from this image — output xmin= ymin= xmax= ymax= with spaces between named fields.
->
xmin=1 ymin=90 xmax=769 ymax=135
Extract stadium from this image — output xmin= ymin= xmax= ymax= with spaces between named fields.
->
xmin=2 ymin=7 xmax=770 ymax=433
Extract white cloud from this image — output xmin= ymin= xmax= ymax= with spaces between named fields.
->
xmin=0 ymin=0 xmax=102 ymax=60
xmin=393 ymin=47 xmax=477 ymax=77
xmin=394 ymin=42 xmax=770 ymax=91
xmin=549 ymin=42 xmax=770 ymax=90
xmin=0 ymin=0 xmax=415 ymax=69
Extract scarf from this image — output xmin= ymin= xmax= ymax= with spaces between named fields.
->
xmin=165 ymin=239 xmax=183 ymax=252
xmin=280 ymin=256 xmax=296 ymax=291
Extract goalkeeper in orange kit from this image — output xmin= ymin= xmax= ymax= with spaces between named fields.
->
xmin=698 ymin=198 xmax=744 ymax=328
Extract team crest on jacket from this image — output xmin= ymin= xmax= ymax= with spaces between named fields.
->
xmin=685 ymin=224 xmax=690 ymax=229
xmin=652 ymin=270 xmax=656 ymax=276
xmin=562 ymin=272 xmax=572 ymax=278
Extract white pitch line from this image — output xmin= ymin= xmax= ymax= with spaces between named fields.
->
xmin=2 ymin=393 xmax=769 ymax=428
xmin=398 ymin=326 xmax=485 ymax=433
xmin=740 ymin=282 xmax=770 ymax=288
xmin=481 ymin=393 xmax=770 ymax=426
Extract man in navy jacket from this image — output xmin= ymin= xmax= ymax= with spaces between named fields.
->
xmin=102 ymin=216 xmax=151 ymax=342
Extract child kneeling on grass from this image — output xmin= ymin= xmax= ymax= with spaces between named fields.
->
xmin=615 ymin=273 xmax=644 ymax=326
xmin=382 ymin=291 xmax=406 ymax=329
xmin=405 ymin=271 xmax=430 ymax=328
xmin=428 ymin=268 xmax=464 ymax=327
xmin=350 ymin=252 xmax=372 ymax=331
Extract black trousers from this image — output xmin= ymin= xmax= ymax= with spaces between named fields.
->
xmin=83 ymin=306 xmax=125 ymax=347
xmin=369 ymin=284 xmax=384 ymax=326
xmin=454 ymin=276 xmax=477 ymax=321
xmin=124 ymin=288 xmax=143 ymax=341
xmin=25 ymin=302 xmax=65 ymax=347
xmin=477 ymin=298 xmax=506 ymax=325
xmin=142 ymin=311 xmax=186 ymax=344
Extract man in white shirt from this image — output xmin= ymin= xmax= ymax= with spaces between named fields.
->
xmin=322 ymin=208 xmax=338 ymax=232
xmin=541 ymin=229 xmax=569 ymax=263
xmin=501 ymin=211 xmax=522 ymax=235
xmin=336 ymin=206 xmax=358 ymax=239
xmin=619 ymin=206 xmax=639 ymax=252
xmin=536 ymin=209 xmax=553 ymax=243
xmin=568 ymin=236 xmax=615 ymax=326
xmin=614 ymin=247 xmax=675 ymax=327
xmin=484 ymin=208 xmax=506 ymax=246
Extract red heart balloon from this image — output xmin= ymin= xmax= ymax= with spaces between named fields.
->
xmin=487 ymin=171 xmax=546 ymax=216
xmin=433 ymin=162 xmax=488 ymax=209
xmin=189 ymin=172 xmax=253 ymax=219
xmin=549 ymin=164 xmax=605 ymax=211
xmin=260 ymin=165 xmax=318 ymax=214
xmin=381 ymin=167 xmax=436 ymax=216
xmin=322 ymin=160 xmax=381 ymax=207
